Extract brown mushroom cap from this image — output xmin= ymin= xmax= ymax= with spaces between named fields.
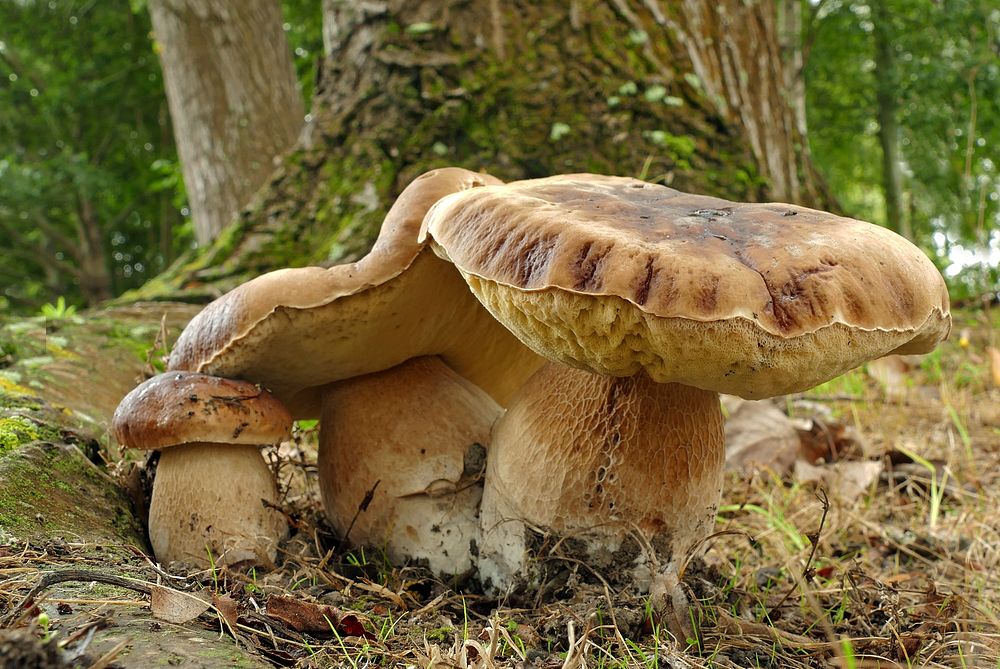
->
xmin=111 ymin=371 xmax=291 ymax=567
xmin=422 ymin=174 xmax=952 ymax=399
xmin=167 ymin=167 xmax=542 ymax=415
xmin=112 ymin=371 xmax=292 ymax=450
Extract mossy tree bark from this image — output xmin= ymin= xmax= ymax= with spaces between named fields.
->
xmin=130 ymin=0 xmax=827 ymax=304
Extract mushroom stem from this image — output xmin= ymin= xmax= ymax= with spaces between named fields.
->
xmin=318 ymin=356 xmax=501 ymax=576
xmin=149 ymin=443 xmax=286 ymax=566
xmin=478 ymin=362 xmax=725 ymax=595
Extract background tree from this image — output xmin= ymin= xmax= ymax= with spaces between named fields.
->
xmin=871 ymin=0 xmax=908 ymax=240
xmin=148 ymin=0 xmax=305 ymax=244
xmin=806 ymin=0 xmax=999 ymax=298
xmin=137 ymin=0 xmax=826 ymax=302
xmin=0 ymin=0 xmax=185 ymax=311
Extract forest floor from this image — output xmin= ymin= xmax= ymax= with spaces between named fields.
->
xmin=1 ymin=304 xmax=998 ymax=669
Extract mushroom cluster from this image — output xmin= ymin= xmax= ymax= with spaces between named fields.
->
xmin=113 ymin=170 xmax=951 ymax=602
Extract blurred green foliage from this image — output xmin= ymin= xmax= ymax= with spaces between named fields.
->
xmin=0 ymin=0 xmax=321 ymax=316
xmin=807 ymin=0 xmax=999 ymax=300
xmin=0 ymin=0 xmax=187 ymax=311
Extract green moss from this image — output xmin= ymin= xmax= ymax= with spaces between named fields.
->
xmin=0 ymin=388 xmax=42 ymax=412
xmin=0 ymin=416 xmax=42 ymax=452
xmin=99 ymin=320 xmax=164 ymax=366
xmin=0 ymin=442 xmax=145 ymax=546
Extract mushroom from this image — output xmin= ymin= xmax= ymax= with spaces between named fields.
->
xmin=320 ymin=356 xmax=498 ymax=575
xmin=166 ymin=168 xmax=542 ymax=575
xmin=112 ymin=371 xmax=291 ymax=567
xmin=420 ymin=174 xmax=952 ymax=597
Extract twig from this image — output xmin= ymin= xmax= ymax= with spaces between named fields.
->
xmin=340 ymin=479 xmax=380 ymax=548
xmin=4 ymin=569 xmax=152 ymax=626
xmin=43 ymin=598 xmax=148 ymax=607
xmin=710 ymin=608 xmax=835 ymax=651
xmin=766 ymin=489 xmax=830 ymax=620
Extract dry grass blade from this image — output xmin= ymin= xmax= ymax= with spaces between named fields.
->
xmin=85 ymin=639 xmax=128 ymax=669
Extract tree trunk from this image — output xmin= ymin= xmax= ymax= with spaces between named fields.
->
xmin=872 ymin=0 xmax=910 ymax=240
xmin=76 ymin=196 xmax=114 ymax=305
xmin=778 ymin=0 xmax=808 ymax=142
xmin=148 ymin=0 xmax=304 ymax=245
xmin=131 ymin=0 xmax=826 ymax=303
xmin=664 ymin=0 xmax=816 ymax=205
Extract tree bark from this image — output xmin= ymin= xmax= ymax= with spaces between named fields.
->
xmin=660 ymin=0 xmax=817 ymax=205
xmin=148 ymin=0 xmax=304 ymax=245
xmin=778 ymin=0 xmax=808 ymax=142
xmin=76 ymin=196 xmax=114 ymax=305
xmin=872 ymin=0 xmax=910 ymax=240
xmin=131 ymin=0 xmax=826 ymax=303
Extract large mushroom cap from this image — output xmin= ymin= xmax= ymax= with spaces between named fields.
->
xmin=422 ymin=174 xmax=952 ymax=399
xmin=112 ymin=371 xmax=292 ymax=449
xmin=167 ymin=167 xmax=542 ymax=414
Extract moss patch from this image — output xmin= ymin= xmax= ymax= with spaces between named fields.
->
xmin=0 ymin=415 xmax=43 ymax=452
xmin=0 ymin=441 xmax=145 ymax=547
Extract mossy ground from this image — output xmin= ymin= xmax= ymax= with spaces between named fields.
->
xmin=1 ymin=306 xmax=996 ymax=668
xmin=0 ymin=304 xmax=198 ymax=438
xmin=0 ymin=441 xmax=145 ymax=546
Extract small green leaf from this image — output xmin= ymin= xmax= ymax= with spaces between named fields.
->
xmin=618 ymin=81 xmax=638 ymax=96
xmin=644 ymin=85 xmax=667 ymax=102
xmin=627 ymin=29 xmax=648 ymax=45
xmin=550 ymin=122 xmax=571 ymax=142
xmin=405 ymin=22 xmax=435 ymax=35
xmin=683 ymin=72 xmax=703 ymax=89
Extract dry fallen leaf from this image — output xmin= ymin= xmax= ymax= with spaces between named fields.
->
xmin=794 ymin=416 xmax=866 ymax=464
xmin=266 ymin=595 xmax=375 ymax=638
xmin=150 ymin=585 xmax=211 ymax=624
xmin=723 ymin=398 xmax=801 ymax=476
xmin=867 ymin=355 xmax=912 ymax=401
xmin=212 ymin=593 xmax=240 ymax=630
xmin=794 ymin=460 xmax=883 ymax=499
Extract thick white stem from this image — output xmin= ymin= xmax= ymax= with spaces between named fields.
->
xmin=149 ymin=443 xmax=286 ymax=567
xmin=478 ymin=363 xmax=724 ymax=594
xmin=318 ymin=356 xmax=501 ymax=576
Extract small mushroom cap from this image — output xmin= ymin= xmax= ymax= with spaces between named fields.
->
xmin=112 ymin=371 xmax=292 ymax=450
xmin=167 ymin=167 xmax=542 ymax=415
xmin=422 ymin=174 xmax=952 ymax=399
